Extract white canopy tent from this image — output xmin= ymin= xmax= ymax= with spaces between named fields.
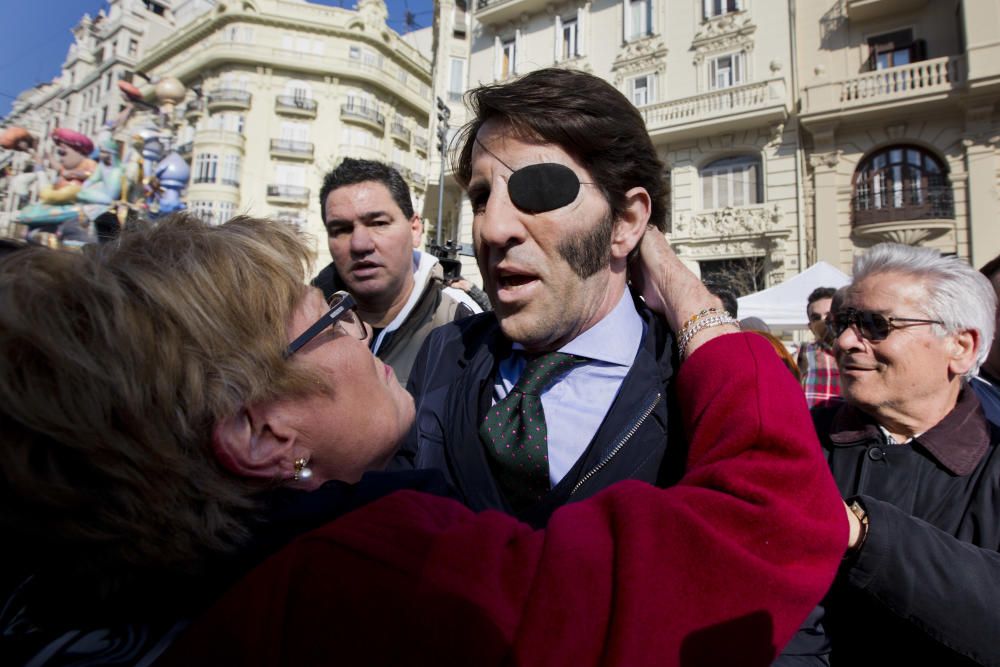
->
xmin=736 ymin=261 xmax=851 ymax=330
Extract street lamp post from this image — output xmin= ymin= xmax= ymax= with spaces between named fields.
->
xmin=435 ymin=97 xmax=450 ymax=247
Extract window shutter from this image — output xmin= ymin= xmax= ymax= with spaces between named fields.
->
xmin=554 ymin=15 xmax=562 ymax=62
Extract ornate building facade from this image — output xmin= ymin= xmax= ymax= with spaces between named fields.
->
xmin=137 ymin=0 xmax=434 ymax=262
xmin=797 ymin=0 xmax=1000 ymax=270
xmin=453 ymin=0 xmax=803 ymax=290
xmin=431 ymin=0 xmax=999 ymax=291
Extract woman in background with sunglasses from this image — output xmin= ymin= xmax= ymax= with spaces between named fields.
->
xmin=0 ymin=214 xmax=845 ymax=667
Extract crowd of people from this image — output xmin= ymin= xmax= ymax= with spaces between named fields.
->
xmin=1 ymin=68 xmax=999 ymax=667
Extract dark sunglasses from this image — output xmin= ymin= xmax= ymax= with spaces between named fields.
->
xmin=285 ymin=290 xmax=368 ymax=358
xmin=832 ymin=307 xmax=944 ymax=342
xmin=474 ymin=138 xmax=595 ymax=213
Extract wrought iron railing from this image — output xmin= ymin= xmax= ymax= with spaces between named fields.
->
xmin=852 ymin=183 xmax=954 ymax=226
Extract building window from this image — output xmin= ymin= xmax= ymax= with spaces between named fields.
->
xmin=347 ymin=45 xmax=381 ymax=67
xmin=708 ymin=52 xmax=746 ymax=89
xmin=866 ymin=29 xmax=925 ymax=71
xmin=703 ymin=0 xmax=741 ymax=19
xmin=701 ymin=155 xmax=762 ymax=209
xmin=143 ymin=0 xmax=166 ymax=16
xmin=285 ymin=80 xmax=312 ymax=103
xmin=628 ymin=73 xmax=655 ymax=106
xmin=852 ymin=145 xmax=953 ymax=225
xmin=624 ymin=0 xmax=652 ymax=41
xmin=559 ymin=18 xmax=579 ymax=60
xmin=698 ymin=257 xmax=765 ymax=297
xmin=274 ymin=209 xmax=306 ymax=229
xmin=221 ymin=155 xmax=241 ymax=187
xmin=194 ymin=153 xmax=218 ymax=184
xmin=500 ymin=38 xmax=516 ymax=79
xmin=275 ymin=164 xmax=306 ymax=187
xmin=448 ymin=57 xmax=465 ymax=102
xmin=190 ymin=200 xmax=214 ymax=222
xmin=217 ymin=201 xmax=236 ymax=223
xmin=128 ymin=38 xmax=138 ymax=57
xmin=453 ymin=1 xmax=468 ymax=38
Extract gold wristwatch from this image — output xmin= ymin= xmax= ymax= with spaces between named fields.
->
xmin=847 ymin=500 xmax=869 ymax=554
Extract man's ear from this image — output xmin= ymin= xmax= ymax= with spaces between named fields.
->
xmin=410 ymin=213 xmax=424 ymax=249
xmin=611 ymin=187 xmax=651 ymax=261
xmin=211 ymin=405 xmax=298 ymax=481
xmin=948 ymin=328 xmax=979 ymax=377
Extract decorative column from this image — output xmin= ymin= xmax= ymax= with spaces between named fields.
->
xmin=963 ymin=105 xmax=1000 ymax=268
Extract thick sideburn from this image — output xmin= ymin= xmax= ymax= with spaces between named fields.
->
xmin=557 ymin=211 xmax=614 ymax=279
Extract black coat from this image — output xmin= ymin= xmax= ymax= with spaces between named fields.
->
xmin=393 ymin=294 xmax=684 ymax=527
xmin=817 ymin=388 xmax=1000 ymax=666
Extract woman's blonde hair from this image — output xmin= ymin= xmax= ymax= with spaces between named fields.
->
xmin=0 ymin=214 xmax=317 ymax=604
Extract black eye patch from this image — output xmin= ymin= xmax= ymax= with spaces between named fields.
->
xmin=507 ymin=163 xmax=583 ymax=213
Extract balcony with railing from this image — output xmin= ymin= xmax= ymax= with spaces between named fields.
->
xmin=851 ymin=180 xmax=955 ymax=245
xmin=206 ymin=88 xmax=252 ymax=111
xmin=802 ymin=55 xmax=965 ymax=120
xmin=390 ymin=123 xmax=411 ymax=145
xmin=275 ymin=95 xmax=318 ymax=118
xmin=266 ymin=184 xmax=310 ymax=205
xmin=475 ymin=0 xmax=547 ymax=25
xmin=845 ymin=0 xmax=929 ymax=22
xmin=184 ymin=98 xmax=204 ymax=120
xmin=340 ymin=104 xmax=385 ymax=132
xmin=640 ymin=78 xmax=788 ymax=142
xmin=269 ymin=139 xmax=315 ymax=160
xmin=391 ymin=162 xmax=414 ymax=183
xmin=193 ymin=128 xmax=246 ymax=152
xmin=414 ymin=134 xmax=428 ymax=153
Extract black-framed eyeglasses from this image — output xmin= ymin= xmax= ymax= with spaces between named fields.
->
xmin=473 ymin=138 xmax=596 ymax=213
xmin=284 ymin=290 xmax=368 ymax=358
xmin=831 ymin=307 xmax=944 ymax=342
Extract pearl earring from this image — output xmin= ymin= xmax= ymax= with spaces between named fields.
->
xmin=293 ymin=457 xmax=312 ymax=481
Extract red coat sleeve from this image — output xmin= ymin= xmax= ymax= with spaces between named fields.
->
xmin=160 ymin=333 xmax=846 ymax=667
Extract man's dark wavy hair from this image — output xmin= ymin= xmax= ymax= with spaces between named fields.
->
xmin=319 ymin=158 xmax=414 ymax=226
xmin=455 ymin=68 xmax=668 ymax=231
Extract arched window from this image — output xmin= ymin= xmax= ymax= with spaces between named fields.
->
xmin=700 ymin=155 xmax=762 ymax=209
xmin=852 ymin=145 xmax=953 ymax=225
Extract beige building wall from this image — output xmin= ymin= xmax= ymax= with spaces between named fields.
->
xmin=424 ymin=0 xmax=480 ymax=283
xmin=797 ymin=0 xmax=1000 ymax=272
xmin=461 ymin=0 xmax=805 ymax=291
xmin=137 ymin=0 xmax=433 ymax=266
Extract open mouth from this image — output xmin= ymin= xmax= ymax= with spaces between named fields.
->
xmin=498 ymin=273 xmax=537 ymax=290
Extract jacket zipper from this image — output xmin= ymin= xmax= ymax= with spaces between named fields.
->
xmin=570 ymin=392 xmax=663 ymax=496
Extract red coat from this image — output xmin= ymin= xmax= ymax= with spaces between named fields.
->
xmin=160 ymin=333 xmax=846 ymax=666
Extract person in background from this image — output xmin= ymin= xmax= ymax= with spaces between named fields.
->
xmin=314 ymin=159 xmax=480 ymax=386
xmin=705 ymin=280 xmax=738 ymax=318
xmin=797 ymin=286 xmax=841 ymax=408
xmin=0 ymin=215 xmax=846 ymax=666
xmin=783 ymin=243 xmax=1000 ymax=666
xmin=973 ymin=252 xmax=1000 ymax=423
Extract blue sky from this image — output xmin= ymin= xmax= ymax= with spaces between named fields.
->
xmin=0 ymin=0 xmax=434 ymax=115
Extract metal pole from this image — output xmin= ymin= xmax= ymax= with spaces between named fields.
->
xmin=436 ymin=151 xmax=446 ymax=247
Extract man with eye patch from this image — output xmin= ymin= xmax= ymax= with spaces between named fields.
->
xmin=395 ymin=68 xmax=683 ymax=527
xmin=776 ymin=242 xmax=1000 ymax=666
